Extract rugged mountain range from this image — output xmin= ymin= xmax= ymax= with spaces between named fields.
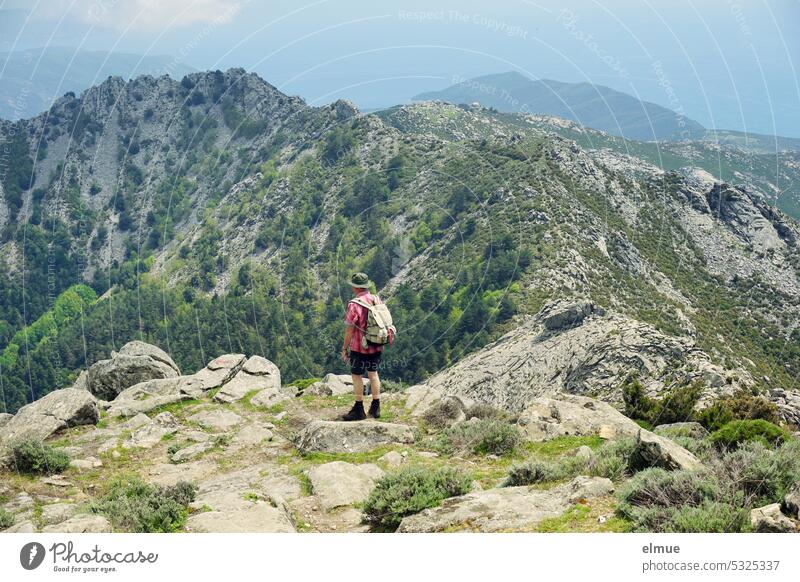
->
xmin=0 ymin=68 xmax=798 ymax=415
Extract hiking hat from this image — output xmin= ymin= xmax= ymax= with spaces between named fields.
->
xmin=348 ymin=272 xmax=371 ymax=289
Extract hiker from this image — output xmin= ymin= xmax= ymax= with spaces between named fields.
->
xmin=340 ymin=272 xmax=395 ymax=421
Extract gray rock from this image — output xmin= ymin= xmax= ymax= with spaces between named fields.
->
xmin=411 ymin=306 xmax=750 ymax=411
xmin=654 ymin=422 xmax=709 ymax=439
xmin=69 ymin=457 xmax=102 ymax=471
xmin=40 ymin=502 xmax=77 ymax=526
xmin=0 ymin=413 xmax=12 ymax=428
xmin=769 ymin=388 xmax=800 ymax=426
xmin=5 ymin=491 xmax=34 ymax=513
xmin=185 ymin=503 xmax=295 ymax=533
xmin=107 ymin=376 xmax=206 ymax=417
xmin=782 ymin=482 xmax=800 ymax=520
xmin=397 ymin=476 xmax=614 ymax=532
xmin=87 ymin=341 xmax=180 ymax=400
xmin=42 ymin=514 xmax=112 ymax=533
xmin=229 ymin=423 xmax=274 ymax=449
xmin=0 ymin=389 xmax=99 ymax=462
xmin=295 ymin=420 xmax=415 ymax=453
xmin=123 ymin=412 xmax=180 ymax=449
xmin=539 ymin=299 xmax=599 ymax=331
xmin=516 ymin=394 xmax=642 ymax=442
xmin=171 ymin=441 xmax=213 ymax=463
xmin=3 ymin=520 xmax=34 ymax=533
xmin=750 ymin=503 xmax=797 ymax=533
xmin=214 ymin=356 xmax=281 ymax=403
xmin=190 ymin=354 xmax=246 ymax=392
xmin=307 ymin=461 xmax=384 ymax=511
xmin=188 ymin=409 xmax=243 ymax=432
xmin=630 ymin=430 xmax=703 ymax=471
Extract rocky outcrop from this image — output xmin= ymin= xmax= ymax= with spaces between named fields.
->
xmin=86 ymin=341 xmax=180 ymax=401
xmin=106 ymin=376 xmax=206 ymax=417
xmin=295 ymin=420 xmax=415 ymax=453
xmin=654 ymin=422 xmax=709 ymax=439
xmin=770 ymin=389 xmax=800 ymax=427
xmin=0 ymin=413 xmax=12 ymax=428
xmin=122 ymin=412 xmax=181 ymax=449
xmin=308 ymin=461 xmax=384 ymax=511
xmin=41 ymin=514 xmax=112 ymax=533
xmin=411 ymin=301 xmax=748 ymax=411
xmin=397 ymin=476 xmax=614 ymax=532
xmin=783 ymin=483 xmax=800 ymax=520
xmin=630 ymin=430 xmax=703 ymax=471
xmin=187 ymin=409 xmax=242 ymax=432
xmin=213 ymin=356 xmax=281 ymax=403
xmin=750 ymin=503 xmax=798 ymax=533
xmin=0 ymin=389 xmax=99 ymax=462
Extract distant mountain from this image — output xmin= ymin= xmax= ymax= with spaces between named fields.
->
xmin=0 ymin=48 xmax=196 ymax=120
xmin=413 ymin=71 xmax=707 ymax=142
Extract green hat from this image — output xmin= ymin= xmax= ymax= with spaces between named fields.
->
xmin=348 ymin=272 xmax=371 ymax=289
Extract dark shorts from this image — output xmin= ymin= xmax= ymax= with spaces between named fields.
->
xmin=349 ymin=351 xmax=381 ymax=375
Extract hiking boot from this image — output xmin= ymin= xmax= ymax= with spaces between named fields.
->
xmin=342 ymin=401 xmax=366 ymax=421
xmin=368 ymin=399 xmax=381 ymax=419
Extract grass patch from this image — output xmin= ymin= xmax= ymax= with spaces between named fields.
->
xmin=535 ymin=501 xmax=631 ymax=533
xmin=145 ymin=398 xmax=201 ymax=418
xmin=523 ymin=436 xmax=604 ymax=458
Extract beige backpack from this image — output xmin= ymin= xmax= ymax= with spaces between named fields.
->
xmin=349 ymin=296 xmax=396 ymax=348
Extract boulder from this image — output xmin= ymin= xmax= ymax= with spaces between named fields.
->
xmin=0 ymin=389 xmax=99 ymax=462
xmin=770 ymin=388 xmax=800 ymax=426
xmin=750 ymin=503 xmax=797 ymax=533
xmin=305 ymin=373 xmax=369 ymax=397
xmin=295 ymin=420 xmax=415 ymax=453
xmin=188 ymin=409 xmax=243 ymax=432
xmin=214 ymin=356 xmax=281 ymax=404
xmin=41 ymin=514 xmax=113 ymax=533
xmin=87 ymin=341 xmax=180 ymax=400
xmin=654 ymin=422 xmax=709 ymax=439
xmin=307 ymin=461 xmax=384 ymax=511
xmin=630 ymin=430 xmax=703 ymax=471
xmin=190 ymin=354 xmax=246 ymax=392
xmin=516 ymin=394 xmax=642 ymax=442
xmin=378 ymin=451 xmax=405 ymax=468
xmin=106 ymin=376 xmax=206 ymax=417
xmin=185 ymin=503 xmax=295 ymax=533
xmin=397 ymin=476 xmax=614 ymax=532
xmin=782 ymin=482 xmax=800 ymax=520
xmin=539 ymin=299 xmax=600 ymax=331
xmin=0 ymin=413 xmax=12 ymax=428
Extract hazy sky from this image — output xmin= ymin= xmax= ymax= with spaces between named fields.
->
xmin=2 ymin=0 xmax=799 ymax=136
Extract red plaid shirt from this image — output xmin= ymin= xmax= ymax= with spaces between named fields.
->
xmin=345 ymin=291 xmax=383 ymax=354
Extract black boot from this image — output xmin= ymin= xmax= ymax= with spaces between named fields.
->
xmin=368 ymin=399 xmax=381 ymax=419
xmin=342 ymin=401 xmax=366 ymax=421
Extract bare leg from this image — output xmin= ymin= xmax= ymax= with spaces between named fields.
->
xmin=367 ymin=371 xmax=381 ymax=400
xmin=351 ymin=374 xmax=364 ymax=402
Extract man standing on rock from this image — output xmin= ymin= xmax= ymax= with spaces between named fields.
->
xmin=341 ymin=272 xmax=382 ymax=421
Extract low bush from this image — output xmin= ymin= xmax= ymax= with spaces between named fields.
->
xmin=362 ymin=466 xmax=472 ymax=531
xmin=622 ymin=378 xmax=702 ymax=427
xmin=696 ymin=390 xmax=781 ymax=432
xmin=90 ymin=476 xmax=197 ymax=532
xmin=504 ymin=459 xmax=562 ymax=486
xmin=711 ymin=441 xmax=800 ymax=507
xmin=10 ymin=439 xmax=71 ymax=475
xmin=422 ymin=398 xmax=465 ymax=430
xmin=659 ymin=500 xmax=749 ymax=533
xmin=709 ymin=420 xmax=789 ymax=449
xmin=0 ymin=508 xmax=14 ymax=529
xmin=435 ymin=419 xmax=520 ymax=456
xmin=587 ymin=438 xmax=638 ymax=480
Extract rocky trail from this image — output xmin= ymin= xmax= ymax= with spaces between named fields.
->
xmin=1 ymin=304 xmax=799 ymax=534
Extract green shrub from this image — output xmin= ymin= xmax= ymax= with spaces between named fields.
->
xmin=622 ymin=378 xmax=702 ymax=426
xmin=587 ymin=438 xmax=638 ymax=480
xmin=709 ymin=420 xmax=789 ymax=449
xmin=504 ymin=459 xmax=562 ymax=486
xmin=422 ymin=397 xmax=464 ymax=430
xmin=90 ymin=476 xmax=197 ymax=532
xmin=617 ymin=468 xmax=719 ymax=531
xmin=660 ymin=501 xmax=749 ymax=533
xmin=0 ymin=508 xmax=14 ymax=529
xmin=697 ymin=390 xmax=781 ymax=432
xmin=712 ymin=441 xmax=800 ymax=507
xmin=435 ymin=419 xmax=520 ymax=456
xmin=10 ymin=439 xmax=71 ymax=475
xmin=363 ymin=466 xmax=472 ymax=531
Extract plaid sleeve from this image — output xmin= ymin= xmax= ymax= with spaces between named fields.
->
xmin=344 ymin=301 xmax=359 ymax=325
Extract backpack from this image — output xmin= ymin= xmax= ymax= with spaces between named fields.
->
xmin=349 ymin=296 xmax=396 ymax=348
